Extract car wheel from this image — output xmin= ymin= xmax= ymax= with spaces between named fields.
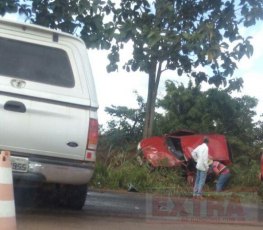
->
xmin=58 ymin=184 xmax=88 ymax=210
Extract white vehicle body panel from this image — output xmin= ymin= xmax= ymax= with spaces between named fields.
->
xmin=0 ymin=19 xmax=98 ymax=185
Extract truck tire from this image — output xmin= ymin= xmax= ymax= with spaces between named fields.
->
xmin=59 ymin=184 xmax=88 ymax=210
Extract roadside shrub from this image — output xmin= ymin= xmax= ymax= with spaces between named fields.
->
xmin=91 ymin=150 xmax=189 ymax=194
xmin=90 ymin=162 xmax=109 ymax=188
xmin=93 ymin=138 xmax=263 ymax=198
xmin=229 ymin=159 xmax=261 ymax=189
xmin=258 ymin=184 xmax=263 ymax=200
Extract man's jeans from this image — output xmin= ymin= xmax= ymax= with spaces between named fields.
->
xmin=216 ymin=173 xmax=231 ymax=192
xmin=193 ymin=170 xmax=207 ymax=196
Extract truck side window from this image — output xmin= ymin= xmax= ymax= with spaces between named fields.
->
xmin=0 ymin=37 xmax=75 ymax=88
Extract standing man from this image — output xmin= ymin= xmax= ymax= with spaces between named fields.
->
xmin=191 ymin=137 xmax=209 ymax=199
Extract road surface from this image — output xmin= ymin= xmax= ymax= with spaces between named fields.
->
xmin=15 ymin=188 xmax=263 ymax=230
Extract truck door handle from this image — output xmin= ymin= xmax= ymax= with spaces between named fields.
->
xmin=4 ymin=101 xmax=26 ymax=113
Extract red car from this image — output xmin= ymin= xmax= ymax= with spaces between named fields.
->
xmin=137 ymin=130 xmax=232 ymax=183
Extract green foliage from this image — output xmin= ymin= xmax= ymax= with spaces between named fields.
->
xmin=106 ymin=0 xmax=263 ymax=137
xmin=93 ymin=144 xmax=263 ymax=196
xmin=230 ymin=159 xmax=261 ymax=188
xmin=2 ymin=1 xmax=262 ymax=194
xmin=156 ymin=80 xmax=262 ymax=161
xmin=95 ymin=82 xmax=263 ymax=195
xmin=100 ymin=91 xmax=145 ymax=149
xmin=258 ymin=183 xmax=263 ymax=199
xmin=92 ymin=145 xmax=262 ymax=195
xmin=254 ymin=120 xmax=263 ymax=145
xmin=91 ymin=150 xmax=188 ymax=193
xmin=0 ymin=0 xmax=19 ymax=16
xmin=0 ymin=0 xmax=114 ymax=49
xmin=2 ymin=1 xmax=262 ymax=138
xmin=3 ymin=1 xmax=262 ymax=80
xmin=91 ymin=161 xmax=109 ymax=188
xmin=155 ymin=80 xmax=204 ymax=133
xmin=107 ymin=0 xmax=263 ymax=87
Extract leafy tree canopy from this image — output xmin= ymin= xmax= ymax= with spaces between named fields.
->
xmin=101 ymin=92 xmax=145 ymax=148
xmin=101 ymin=80 xmax=263 ymax=163
xmin=0 ymin=0 xmax=114 ymax=49
xmin=105 ymin=0 xmax=263 ymax=137
xmin=157 ymin=80 xmax=257 ymax=137
xmin=1 ymin=0 xmax=263 ymax=138
xmin=2 ymin=0 xmax=262 ymax=86
xmin=156 ymin=80 xmax=261 ymax=161
xmin=107 ymin=0 xmax=263 ymax=88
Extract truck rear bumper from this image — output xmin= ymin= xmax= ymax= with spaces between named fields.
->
xmin=11 ymin=153 xmax=95 ymax=185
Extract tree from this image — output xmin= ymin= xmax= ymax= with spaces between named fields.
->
xmin=102 ymin=92 xmax=146 ymax=147
xmin=0 ymin=0 xmax=114 ymax=49
xmin=157 ymin=80 xmax=260 ymax=162
xmin=158 ymin=80 xmax=258 ymax=134
xmin=156 ymin=80 xmax=206 ymax=133
xmin=98 ymin=92 xmax=145 ymax=156
xmin=0 ymin=0 xmax=19 ymax=15
xmin=2 ymin=1 xmax=263 ymax=139
xmin=106 ymin=0 xmax=263 ymax=138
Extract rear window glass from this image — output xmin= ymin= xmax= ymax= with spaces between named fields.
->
xmin=0 ymin=37 xmax=75 ymax=88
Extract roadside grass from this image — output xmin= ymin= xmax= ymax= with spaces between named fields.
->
xmin=90 ymin=150 xmax=263 ymax=202
xmin=90 ymin=150 xmax=189 ymax=194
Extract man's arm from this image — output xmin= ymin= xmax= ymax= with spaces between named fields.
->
xmin=191 ymin=147 xmax=199 ymax=162
xmin=203 ymin=148 xmax=209 ymax=171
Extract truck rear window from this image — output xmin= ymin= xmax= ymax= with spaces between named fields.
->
xmin=0 ymin=37 xmax=75 ymax=88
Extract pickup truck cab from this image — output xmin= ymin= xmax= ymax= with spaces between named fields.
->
xmin=0 ymin=19 xmax=99 ymax=209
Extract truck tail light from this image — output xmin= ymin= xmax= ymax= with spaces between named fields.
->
xmin=87 ymin=118 xmax=98 ymax=150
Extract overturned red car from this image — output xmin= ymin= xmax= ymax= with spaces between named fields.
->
xmin=137 ymin=130 xmax=232 ymax=182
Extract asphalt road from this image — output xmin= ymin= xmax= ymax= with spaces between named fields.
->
xmin=15 ymin=188 xmax=263 ymax=230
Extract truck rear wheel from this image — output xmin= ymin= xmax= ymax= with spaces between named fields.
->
xmin=58 ymin=184 xmax=88 ymax=210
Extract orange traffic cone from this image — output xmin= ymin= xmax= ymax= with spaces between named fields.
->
xmin=0 ymin=151 xmax=16 ymax=230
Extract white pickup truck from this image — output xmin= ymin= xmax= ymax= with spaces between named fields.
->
xmin=0 ymin=19 xmax=99 ymax=209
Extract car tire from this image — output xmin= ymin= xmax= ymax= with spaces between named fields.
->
xmin=58 ymin=184 xmax=88 ymax=210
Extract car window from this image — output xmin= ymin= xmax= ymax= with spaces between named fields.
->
xmin=166 ymin=137 xmax=184 ymax=160
xmin=0 ymin=37 xmax=75 ymax=88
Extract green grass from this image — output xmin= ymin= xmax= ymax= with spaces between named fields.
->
xmin=90 ymin=151 xmax=188 ymax=193
xmin=90 ymin=151 xmax=263 ymax=201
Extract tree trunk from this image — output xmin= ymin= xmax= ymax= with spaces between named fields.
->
xmin=143 ymin=61 xmax=161 ymax=138
xmin=143 ymin=73 xmax=155 ymax=138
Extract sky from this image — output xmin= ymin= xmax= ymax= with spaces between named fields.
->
xmin=3 ymin=13 xmax=263 ymax=127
